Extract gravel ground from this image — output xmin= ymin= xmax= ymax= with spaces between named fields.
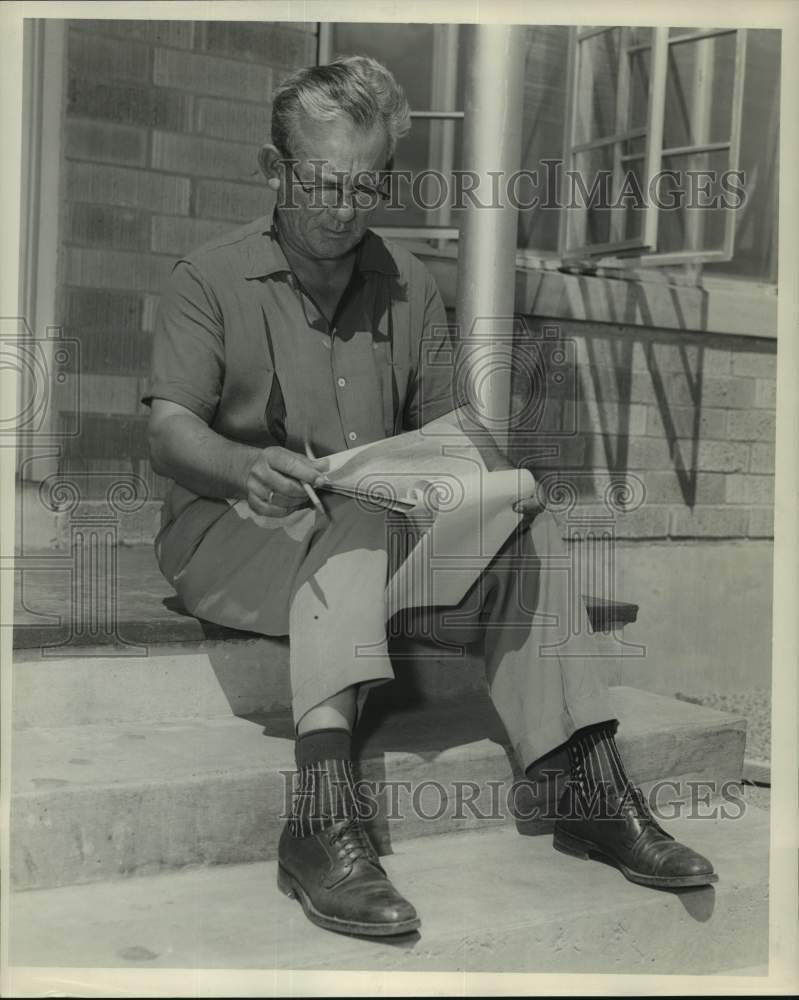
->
xmin=674 ymin=688 xmax=772 ymax=811
xmin=674 ymin=688 xmax=772 ymax=761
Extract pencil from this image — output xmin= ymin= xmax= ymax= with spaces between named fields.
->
xmin=302 ymin=439 xmax=327 ymax=517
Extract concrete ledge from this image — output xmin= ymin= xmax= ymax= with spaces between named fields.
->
xmin=10 ymin=687 xmax=746 ymax=890
xmin=10 ymin=808 xmax=769 ymax=974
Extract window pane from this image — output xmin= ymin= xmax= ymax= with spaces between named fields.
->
xmin=574 ymin=28 xmax=622 ymax=144
xmin=371 ymin=118 xmax=464 ymax=229
xmin=663 ymin=32 xmax=737 ymax=149
xmin=658 ymin=149 xmax=730 ymax=254
xmin=623 ymin=158 xmax=647 ymax=240
xmin=629 ymin=27 xmax=653 ymax=46
xmin=329 ymin=23 xmax=435 ymax=111
xmin=571 ymin=145 xmax=615 ymax=248
xmin=628 ymin=47 xmax=651 ymax=129
xmin=707 ymin=29 xmax=780 ymax=281
xmin=518 ymin=25 xmax=570 ymax=252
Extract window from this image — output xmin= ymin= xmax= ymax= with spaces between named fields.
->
xmin=561 ymin=27 xmax=748 ymax=266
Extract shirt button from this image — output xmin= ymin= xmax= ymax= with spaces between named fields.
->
xmin=337 ymin=377 xmax=347 ymax=387
xmin=348 ymin=431 xmax=358 ymax=441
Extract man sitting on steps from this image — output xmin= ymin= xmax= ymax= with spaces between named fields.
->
xmin=143 ymin=55 xmax=717 ymax=938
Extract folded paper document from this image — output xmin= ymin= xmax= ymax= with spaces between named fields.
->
xmin=231 ymin=407 xmax=536 ymax=613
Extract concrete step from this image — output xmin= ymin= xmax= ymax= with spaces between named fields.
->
xmin=11 ymin=643 xmax=491 ymax=727
xmin=9 ymin=807 xmax=769 ymax=975
xmin=11 ymin=686 xmax=746 ymax=891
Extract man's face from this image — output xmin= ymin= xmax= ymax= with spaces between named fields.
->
xmin=276 ymin=114 xmax=389 ymax=262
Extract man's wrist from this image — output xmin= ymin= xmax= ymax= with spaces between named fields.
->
xmin=234 ymin=446 xmax=261 ymax=499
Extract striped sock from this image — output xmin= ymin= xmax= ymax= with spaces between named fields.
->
xmin=288 ymin=728 xmax=361 ymax=837
xmin=567 ymin=722 xmax=633 ymax=807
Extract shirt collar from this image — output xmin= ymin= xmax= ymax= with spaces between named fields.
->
xmin=244 ymin=214 xmax=399 ymax=280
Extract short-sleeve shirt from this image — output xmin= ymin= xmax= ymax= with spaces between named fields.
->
xmin=143 ymin=215 xmax=456 ymax=528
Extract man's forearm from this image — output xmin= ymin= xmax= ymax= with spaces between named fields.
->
xmin=149 ymin=412 xmax=259 ymax=500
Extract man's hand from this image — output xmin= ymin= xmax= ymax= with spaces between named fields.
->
xmin=512 ymin=494 xmax=546 ymax=521
xmin=246 ymin=446 xmax=328 ymax=517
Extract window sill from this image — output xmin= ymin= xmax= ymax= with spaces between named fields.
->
xmin=385 ymin=237 xmax=778 ymax=340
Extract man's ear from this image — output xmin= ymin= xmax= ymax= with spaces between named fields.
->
xmin=258 ymin=144 xmax=282 ymax=192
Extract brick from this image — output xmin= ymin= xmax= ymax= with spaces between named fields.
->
xmin=65 ymin=119 xmax=147 ymax=167
xmin=66 ymin=163 xmax=190 ymax=215
xmin=67 ymin=29 xmax=150 ymax=81
xmin=699 ymin=376 xmax=757 ymax=409
xmin=194 ymin=179 xmax=275 ymax=222
xmin=63 ymin=288 xmax=143 ymax=333
xmin=67 ymin=78 xmax=192 ymax=131
xmin=725 ymin=475 xmax=775 ymax=506
xmin=151 ymin=215 xmax=235 ymax=255
xmin=611 ymin=507 xmax=671 ymax=539
xmin=748 ymin=508 xmax=774 ymax=538
xmin=645 ymin=405 xmax=727 ymax=440
xmin=669 ymin=506 xmax=749 ymax=538
xmin=154 ymin=48 xmax=273 ymax=101
xmin=727 ymin=410 xmax=776 ymax=442
xmin=624 ymin=437 xmax=674 ymax=469
xmin=79 ymin=374 xmax=143 ymax=414
xmin=151 ymin=131 xmax=261 ymax=182
xmin=142 ymin=295 xmax=160 ymax=334
xmin=626 ymin=437 xmax=749 ymax=472
xmin=572 ymin=366 xmax=634 ymax=404
xmin=75 ymin=329 xmax=152 ymax=377
xmin=203 ymin=21 xmax=315 ymax=68
xmin=72 ymin=19 xmax=194 ymax=49
xmin=638 ymin=472 xmax=726 ymax=505
xmin=511 ymin=435 xmax=586 ymax=471
xmin=732 ymin=351 xmax=777 ymax=379
xmin=65 ymin=204 xmax=149 ymax=251
xmin=749 ymin=443 xmax=776 ymax=474
xmin=696 ymin=440 xmax=750 ymax=472
xmin=62 ymin=413 xmax=149 ymax=461
xmin=573 ymin=399 xmax=648 ymax=437
xmin=64 ymin=248 xmax=174 ymax=294
xmin=195 ymin=96 xmax=271 ymax=144
xmin=754 ymin=378 xmax=777 ymax=408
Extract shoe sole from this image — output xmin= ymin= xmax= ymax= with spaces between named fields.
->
xmin=277 ymin=864 xmax=421 ymax=937
xmin=553 ymin=829 xmax=719 ymax=889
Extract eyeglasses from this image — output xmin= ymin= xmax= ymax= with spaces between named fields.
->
xmin=283 ymin=161 xmax=392 ymax=208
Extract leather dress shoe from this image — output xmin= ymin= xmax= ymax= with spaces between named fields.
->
xmin=277 ymin=817 xmax=420 ymax=936
xmin=553 ymin=784 xmax=718 ymax=889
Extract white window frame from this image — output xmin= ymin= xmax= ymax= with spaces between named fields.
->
xmin=560 ymin=26 xmax=749 ymax=268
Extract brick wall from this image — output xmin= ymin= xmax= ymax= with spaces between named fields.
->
xmin=509 ymin=320 xmax=777 ymax=540
xmin=56 ymin=19 xmax=317 ymax=496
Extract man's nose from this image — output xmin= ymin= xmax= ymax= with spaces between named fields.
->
xmin=330 ymin=191 xmax=357 ymax=223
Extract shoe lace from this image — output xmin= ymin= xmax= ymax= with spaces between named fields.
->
xmin=328 ymin=817 xmax=376 ymax=865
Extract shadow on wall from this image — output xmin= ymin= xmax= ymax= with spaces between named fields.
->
xmin=508 ymin=306 xmax=777 ymax=523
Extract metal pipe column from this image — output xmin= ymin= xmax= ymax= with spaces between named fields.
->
xmin=455 ymin=24 xmax=525 ymax=452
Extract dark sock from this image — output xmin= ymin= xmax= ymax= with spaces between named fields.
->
xmin=567 ymin=721 xmax=633 ymax=805
xmin=288 ymin=728 xmax=361 ymax=837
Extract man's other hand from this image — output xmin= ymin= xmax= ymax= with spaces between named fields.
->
xmin=512 ymin=494 xmax=546 ymax=521
xmin=246 ymin=447 xmax=328 ymax=517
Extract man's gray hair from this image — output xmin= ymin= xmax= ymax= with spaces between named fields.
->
xmin=271 ymin=55 xmax=411 ymax=161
